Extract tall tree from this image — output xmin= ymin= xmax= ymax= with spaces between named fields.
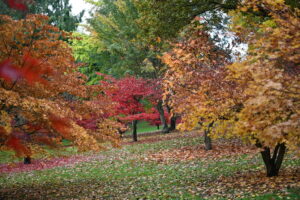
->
xmin=86 ymin=0 xmax=148 ymax=76
xmin=162 ymin=24 xmax=233 ymax=150
xmin=163 ymin=0 xmax=300 ymax=176
xmin=227 ymin=0 xmax=300 ymax=177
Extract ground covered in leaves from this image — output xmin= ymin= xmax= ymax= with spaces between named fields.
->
xmin=0 ymin=131 xmax=299 ymax=199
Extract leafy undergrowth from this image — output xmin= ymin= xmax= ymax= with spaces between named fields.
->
xmin=0 ymin=131 xmax=299 ymax=199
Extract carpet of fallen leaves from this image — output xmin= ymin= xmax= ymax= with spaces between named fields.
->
xmin=0 ymin=155 xmax=93 ymax=174
xmin=0 ymin=131 xmax=299 ymax=199
xmin=144 ymin=139 xmax=260 ymax=163
xmin=0 ymin=131 xmax=199 ymax=174
xmin=198 ymin=167 xmax=300 ymax=199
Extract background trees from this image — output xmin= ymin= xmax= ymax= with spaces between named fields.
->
xmin=72 ymin=0 xmax=172 ymax=132
xmin=0 ymin=0 xmax=84 ymax=32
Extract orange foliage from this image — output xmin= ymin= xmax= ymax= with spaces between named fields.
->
xmin=0 ymin=15 xmax=120 ymax=156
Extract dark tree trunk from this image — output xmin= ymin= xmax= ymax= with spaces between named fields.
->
xmin=204 ymin=129 xmax=212 ymax=150
xmin=156 ymin=125 xmax=160 ymax=130
xmin=169 ymin=116 xmax=177 ymax=131
xmin=204 ymin=122 xmax=214 ymax=150
xmin=260 ymin=143 xmax=286 ymax=177
xmin=166 ymin=105 xmax=176 ymax=131
xmin=156 ymin=100 xmax=169 ymax=133
xmin=24 ymin=156 xmax=31 ymax=164
xmin=132 ymin=120 xmax=138 ymax=142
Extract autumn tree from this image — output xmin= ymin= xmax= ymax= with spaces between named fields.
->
xmin=163 ymin=0 xmax=299 ymax=177
xmin=0 ymin=14 xmax=120 ymax=163
xmin=99 ymin=74 xmax=155 ymax=141
xmin=226 ymin=0 xmax=300 ymax=177
xmin=162 ymin=24 xmax=235 ymax=150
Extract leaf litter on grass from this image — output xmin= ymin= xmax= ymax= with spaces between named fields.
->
xmin=0 ymin=131 xmax=299 ymax=199
xmin=196 ymin=167 xmax=300 ymax=199
xmin=144 ymin=138 xmax=260 ymax=163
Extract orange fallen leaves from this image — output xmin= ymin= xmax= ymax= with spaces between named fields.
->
xmin=145 ymin=139 xmax=259 ymax=163
xmin=197 ymin=167 xmax=300 ymax=199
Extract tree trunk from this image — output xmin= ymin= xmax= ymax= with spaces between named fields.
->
xmin=260 ymin=143 xmax=286 ymax=177
xmin=156 ymin=100 xmax=169 ymax=133
xmin=204 ymin=129 xmax=212 ymax=150
xmin=169 ymin=116 xmax=177 ymax=131
xmin=166 ymin=105 xmax=176 ymax=132
xmin=204 ymin=122 xmax=214 ymax=150
xmin=156 ymin=125 xmax=160 ymax=130
xmin=132 ymin=120 xmax=138 ymax=142
xmin=24 ymin=156 xmax=31 ymax=164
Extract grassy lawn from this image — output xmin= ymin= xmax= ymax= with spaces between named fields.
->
xmin=0 ymin=131 xmax=299 ymax=199
xmin=125 ymin=120 xmax=160 ymax=135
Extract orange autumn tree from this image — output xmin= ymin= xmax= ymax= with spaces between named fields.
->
xmin=162 ymin=25 xmax=240 ymax=150
xmin=163 ymin=0 xmax=299 ymax=177
xmin=226 ymin=0 xmax=300 ymax=176
xmin=0 ymin=14 xmax=120 ymax=162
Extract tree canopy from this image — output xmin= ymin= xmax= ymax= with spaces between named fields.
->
xmin=0 ymin=15 xmax=120 ymax=158
xmin=0 ymin=0 xmax=84 ymax=32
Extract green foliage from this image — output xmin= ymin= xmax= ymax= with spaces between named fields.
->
xmin=0 ymin=0 xmax=84 ymax=32
xmin=85 ymin=0 xmax=150 ymax=77
xmin=134 ymin=0 xmax=240 ymax=43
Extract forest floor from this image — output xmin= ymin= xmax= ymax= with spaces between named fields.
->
xmin=0 ymin=131 xmax=299 ymax=199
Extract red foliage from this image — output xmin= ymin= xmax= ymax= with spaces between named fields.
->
xmin=0 ymin=59 xmax=21 ymax=83
xmin=21 ymin=54 xmax=52 ymax=85
xmin=6 ymin=136 xmax=31 ymax=156
xmin=6 ymin=0 xmax=29 ymax=11
xmin=99 ymin=75 xmax=155 ymax=122
xmin=49 ymin=115 xmax=71 ymax=139
xmin=0 ymin=54 xmax=52 ymax=85
xmin=77 ymin=117 xmax=98 ymax=130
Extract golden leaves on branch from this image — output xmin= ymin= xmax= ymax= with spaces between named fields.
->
xmin=227 ymin=0 xmax=300 ymax=150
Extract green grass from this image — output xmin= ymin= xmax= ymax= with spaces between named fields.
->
xmin=125 ymin=120 xmax=160 ymax=135
xmin=0 ymin=132 xmax=299 ymax=199
xmin=0 ymin=145 xmax=78 ymax=164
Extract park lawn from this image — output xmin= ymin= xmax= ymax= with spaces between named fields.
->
xmin=0 ymin=131 xmax=299 ymax=199
xmin=125 ymin=120 xmax=160 ymax=135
